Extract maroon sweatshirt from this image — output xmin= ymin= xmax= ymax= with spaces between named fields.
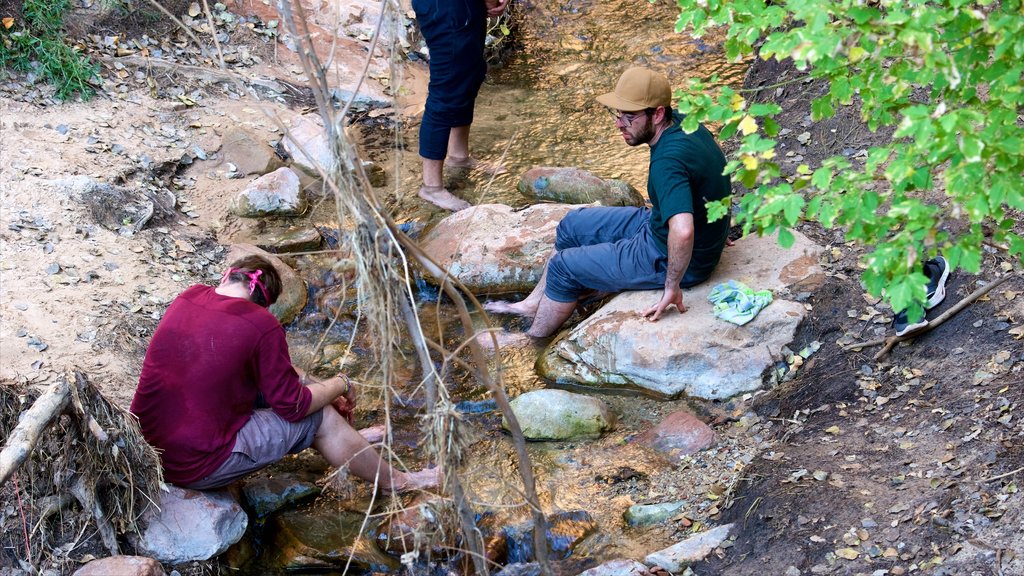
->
xmin=131 ymin=285 xmax=311 ymax=485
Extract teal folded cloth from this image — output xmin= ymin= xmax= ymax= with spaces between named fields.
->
xmin=708 ymin=280 xmax=773 ymax=326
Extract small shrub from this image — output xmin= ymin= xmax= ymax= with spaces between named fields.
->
xmin=0 ymin=0 xmax=99 ymax=100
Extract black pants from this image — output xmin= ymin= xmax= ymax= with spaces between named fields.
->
xmin=413 ymin=0 xmax=488 ymax=160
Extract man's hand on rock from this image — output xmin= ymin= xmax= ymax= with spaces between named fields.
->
xmin=640 ymin=286 xmax=686 ymax=322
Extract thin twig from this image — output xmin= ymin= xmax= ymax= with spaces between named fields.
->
xmin=978 ymin=466 xmax=1024 ymax=483
xmin=14 ymin=473 xmax=30 ymax=562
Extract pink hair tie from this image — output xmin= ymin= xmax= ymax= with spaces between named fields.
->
xmin=222 ymin=267 xmax=270 ymax=305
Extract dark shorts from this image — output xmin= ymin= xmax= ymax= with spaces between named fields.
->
xmin=185 ymin=409 xmax=323 ymax=490
xmin=413 ymin=0 xmax=487 ymax=159
xmin=544 ymin=206 xmax=716 ymax=302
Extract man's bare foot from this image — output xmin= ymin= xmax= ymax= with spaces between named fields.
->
xmin=482 ymin=299 xmax=538 ymax=317
xmin=446 ymin=155 xmax=508 ymax=176
xmin=359 ymin=424 xmax=386 ymax=444
xmin=419 ymin=185 xmax=471 ymax=211
xmin=383 ymin=467 xmax=441 ymax=494
xmin=475 ymin=329 xmax=533 ymax=352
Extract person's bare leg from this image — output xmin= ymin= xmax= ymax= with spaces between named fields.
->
xmin=526 ymin=295 xmax=577 ymax=338
xmin=419 ymin=157 xmax=471 ymax=211
xmin=313 ymin=408 xmax=439 ymax=493
xmin=484 ymin=253 xmax=553 ymax=317
xmin=445 ymin=125 xmax=506 ymax=175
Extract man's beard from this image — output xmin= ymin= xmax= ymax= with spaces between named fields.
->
xmin=625 ymin=118 xmax=655 ymax=146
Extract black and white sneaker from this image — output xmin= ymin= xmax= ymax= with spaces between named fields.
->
xmin=922 ymin=256 xmax=949 ymax=310
xmin=892 ymin=255 xmax=949 ymax=336
xmin=893 ymin=309 xmax=928 ymax=336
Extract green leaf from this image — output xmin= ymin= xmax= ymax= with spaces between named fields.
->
xmin=811 ymin=95 xmax=835 ymax=121
xmin=777 ymin=227 xmax=795 ymax=249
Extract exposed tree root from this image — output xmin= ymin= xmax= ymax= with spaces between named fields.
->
xmin=0 ymin=377 xmax=71 ymax=486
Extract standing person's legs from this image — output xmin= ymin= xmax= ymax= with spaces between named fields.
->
xmin=414 ymin=0 xmax=487 ymax=210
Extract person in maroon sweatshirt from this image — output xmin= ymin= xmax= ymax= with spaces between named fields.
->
xmin=130 ymin=255 xmax=438 ymax=493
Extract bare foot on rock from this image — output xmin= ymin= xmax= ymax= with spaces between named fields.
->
xmin=482 ymin=299 xmax=538 ymax=317
xmin=419 ymin=186 xmax=471 ymax=211
xmin=383 ymin=467 xmax=441 ymax=494
xmin=446 ymin=156 xmax=508 ymax=176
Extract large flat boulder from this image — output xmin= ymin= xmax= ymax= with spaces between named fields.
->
xmin=420 ymin=203 xmax=580 ymax=295
xmin=537 ymin=231 xmax=824 ymax=399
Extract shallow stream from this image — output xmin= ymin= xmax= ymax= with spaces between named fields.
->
xmin=245 ymin=1 xmax=755 ymax=573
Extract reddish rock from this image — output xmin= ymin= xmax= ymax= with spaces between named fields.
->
xmin=73 ymin=556 xmax=165 ymax=576
xmin=420 ymin=203 xmax=578 ymax=294
xmin=636 ymin=411 xmax=715 ymax=463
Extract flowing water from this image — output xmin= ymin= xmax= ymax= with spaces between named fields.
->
xmin=256 ymin=1 xmax=753 ymax=573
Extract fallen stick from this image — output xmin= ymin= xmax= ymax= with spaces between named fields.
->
xmin=978 ymin=465 xmax=1024 ymax=483
xmin=0 ymin=377 xmax=71 ymax=486
xmin=844 ymin=273 xmax=1018 ymax=360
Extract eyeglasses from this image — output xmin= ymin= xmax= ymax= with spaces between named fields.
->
xmin=606 ymin=108 xmax=645 ymax=123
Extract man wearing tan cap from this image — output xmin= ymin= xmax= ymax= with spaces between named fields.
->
xmin=485 ymin=67 xmax=731 ymax=338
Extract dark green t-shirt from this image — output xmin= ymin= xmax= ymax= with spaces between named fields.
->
xmin=647 ymin=113 xmax=731 ymax=272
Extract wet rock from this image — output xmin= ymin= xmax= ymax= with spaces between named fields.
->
xmin=635 ymin=411 xmax=715 ymax=464
xmin=282 ymin=114 xmax=337 ymax=177
xmin=505 ymin=389 xmax=615 ymax=440
xmin=241 ymin=474 xmax=320 ymax=518
xmin=72 ymin=556 xmax=165 ymax=576
xmin=538 ymin=231 xmax=824 ymax=399
xmin=577 ymin=558 xmax=651 ymax=575
xmin=136 ymin=485 xmax=247 ymax=564
xmin=49 ymin=176 xmax=175 ymax=235
xmin=221 ymin=126 xmax=284 ymax=176
xmin=502 ymin=510 xmax=598 ymax=563
xmin=644 ymin=523 xmax=733 ymax=572
xmin=420 ymin=203 xmax=578 ymax=294
xmin=268 ymin=507 xmax=399 ymax=572
xmin=517 ymin=167 xmax=645 ymax=207
xmin=230 ymin=167 xmax=306 ymax=217
xmin=226 ymin=244 xmax=307 ymax=325
xmin=624 ymin=500 xmax=688 ymax=527
xmin=230 ymin=223 xmax=323 ymax=254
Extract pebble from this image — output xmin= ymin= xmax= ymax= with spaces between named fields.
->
xmin=14 ymin=302 xmax=28 ymax=310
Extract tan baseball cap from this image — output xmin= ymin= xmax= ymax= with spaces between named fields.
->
xmin=596 ymin=67 xmax=672 ymax=111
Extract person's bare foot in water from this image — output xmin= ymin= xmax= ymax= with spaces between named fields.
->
xmin=419 ymin=185 xmax=471 ymax=211
xmin=475 ymin=329 xmax=534 ymax=352
xmin=383 ymin=467 xmax=442 ymax=494
xmin=446 ymin=155 xmax=508 ymax=176
xmin=482 ymin=299 xmax=539 ymax=317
